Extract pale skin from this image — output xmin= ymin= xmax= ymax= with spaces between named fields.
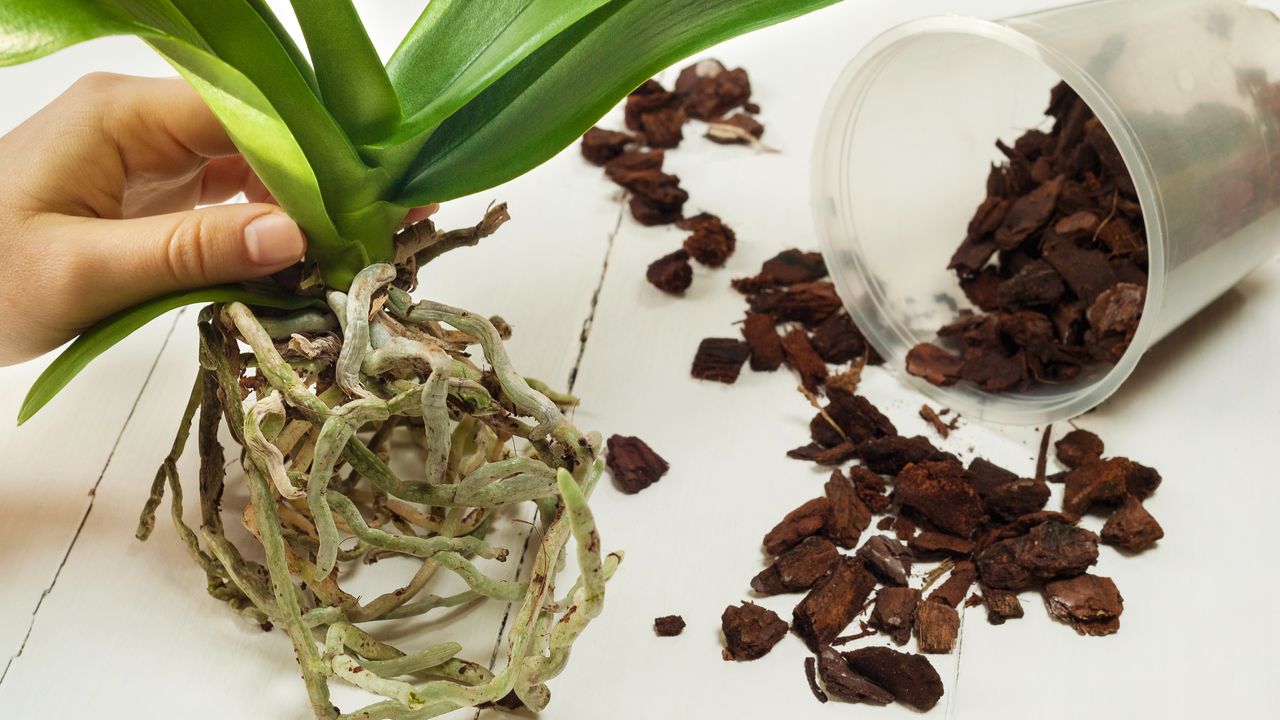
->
xmin=0 ymin=73 xmax=435 ymax=366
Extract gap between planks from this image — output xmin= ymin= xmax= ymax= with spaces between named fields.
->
xmin=0 ymin=309 xmax=186 ymax=685
xmin=473 ymin=197 xmax=628 ymax=718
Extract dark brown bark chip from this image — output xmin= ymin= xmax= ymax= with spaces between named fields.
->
xmin=914 ymin=601 xmax=960 ymax=654
xmin=629 ymin=195 xmax=684 ymax=226
xmin=707 ymin=112 xmax=766 ymax=144
xmin=639 ymin=107 xmax=686 ymax=149
xmin=824 ymin=469 xmax=872 ymax=549
xmin=675 ymin=58 xmax=725 ymax=94
xmin=781 ymin=329 xmax=829 ymax=392
xmin=997 ymin=260 xmax=1066 ymax=308
xmin=966 ymin=458 xmax=1019 ymax=494
xmin=742 ymin=313 xmax=785 ymax=372
xmin=1055 ymin=429 xmax=1105 ymax=469
xmin=691 ymin=338 xmax=750 ymax=384
xmin=749 ymin=564 xmax=787 ymax=596
xmin=820 ymin=392 xmax=898 ymax=446
xmin=605 ymin=435 xmax=670 ymax=494
xmin=977 ymin=520 xmax=1099 ymax=590
xmin=763 ymin=497 xmax=832 ymax=556
xmin=980 ymin=584 xmax=1025 ymax=625
xmin=967 ymin=456 xmax=1052 ymax=522
xmin=753 ymin=536 xmax=840 ymax=595
xmin=680 ymin=213 xmax=737 ymax=267
xmin=722 ymin=602 xmax=789 ymax=661
xmin=1042 ymin=235 xmax=1119 ymax=306
xmin=856 ymin=535 xmax=913 ymax=586
xmin=581 ymin=127 xmax=634 ymax=165
xmin=982 ymin=478 xmax=1051 ymax=521
xmin=604 ymin=149 xmax=664 ymax=179
xmin=793 ymin=557 xmax=878 ymax=652
xmin=849 ymin=466 xmax=893 ymax=514
xmin=906 ymin=344 xmax=964 ymax=386
xmin=809 ymin=313 xmax=867 ymax=365
xmin=1042 ymin=574 xmax=1124 ymax=636
xmin=1100 ymin=495 xmax=1164 ymax=552
xmin=1063 ymin=458 xmax=1134 ymax=515
xmin=1123 ymin=460 xmax=1162 ymax=499
xmin=754 ymin=281 xmax=843 ymax=327
xmin=817 ymin=646 xmax=894 ymax=705
xmin=630 ymin=78 xmax=666 ymax=97
xmin=804 ymin=656 xmax=829 ymax=704
xmin=995 ymin=176 xmax=1064 ymax=249
xmin=870 ymin=587 xmax=922 ymax=645
xmin=683 ymin=66 xmax=752 ymax=120
xmin=949 ymin=235 xmax=999 ymax=275
xmin=625 ymin=88 xmax=680 ymax=132
xmin=843 ymin=647 xmax=945 ymax=712
xmin=1088 ymin=282 xmax=1146 ymax=336
xmin=858 ymin=435 xmax=955 ymax=475
xmin=895 ymin=461 xmax=988 ymax=537
xmin=909 ymin=531 xmax=976 ymax=558
xmin=928 ymin=561 xmax=977 ymax=608
xmin=646 ymin=249 xmax=693 ymax=295
xmin=761 ymin=249 xmax=828 ymax=285
xmin=654 ymin=615 xmax=686 ymax=637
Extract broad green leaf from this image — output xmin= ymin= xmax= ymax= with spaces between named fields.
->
xmin=289 ymin=0 xmax=399 ymax=143
xmin=18 ymin=287 xmax=323 ymax=425
xmin=0 ymin=0 xmax=190 ymax=65
xmin=380 ymin=0 xmax=612 ymax=166
xmin=396 ymin=0 xmax=841 ymax=205
xmin=167 ymin=0 xmax=377 ymax=211
xmin=244 ymin=0 xmax=320 ymax=95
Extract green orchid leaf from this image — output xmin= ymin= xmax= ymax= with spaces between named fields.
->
xmin=382 ymin=0 xmax=612 ymax=161
xmin=0 ymin=0 xmax=186 ymax=65
xmin=166 ymin=1 xmax=376 ymax=211
xmin=289 ymin=0 xmax=399 ymax=144
xmin=396 ymin=0 xmax=841 ymax=205
xmin=18 ymin=287 xmax=323 ymax=426
xmin=244 ymin=0 xmax=320 ymax=96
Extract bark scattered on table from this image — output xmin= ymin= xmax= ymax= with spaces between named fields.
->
xmin=654 ymin=615 xmax=686 ymax=637
xmin=605 ymin=435 xmax=669 ymax=494
xmin=580 ymin=61 xmax=766 ymax=294
xmin=722 ymin=602 xmax=789 ymax=661
xmin=691 ymin=338 xmax=750 ymax=384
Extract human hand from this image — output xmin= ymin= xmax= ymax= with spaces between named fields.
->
xmin=0 ymin=73 xmax=434 ymax=366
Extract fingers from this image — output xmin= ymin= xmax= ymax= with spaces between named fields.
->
xmin=60 ymin=203 xmax=306 ymax=314
xmin=400 ymin=203 xmax=440 ymax=229
xmin=96 ymin=74 xmax=239 ymax=161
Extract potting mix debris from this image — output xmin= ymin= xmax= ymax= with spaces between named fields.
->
xmin=590 ymin=65 xmax=1164 ymax=712
xmin=906 ymin=82 xmax=1150 ymax=394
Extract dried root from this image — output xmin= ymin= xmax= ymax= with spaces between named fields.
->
xmin=137 ymin=210 xmax=617 ymax=720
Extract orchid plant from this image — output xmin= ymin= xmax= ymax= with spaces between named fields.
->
xmin=0 ymin=1 xmax=838 ymax=718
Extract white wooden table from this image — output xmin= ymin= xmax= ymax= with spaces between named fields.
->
xmin=2 ymin=2 xmax=1278 ymax=718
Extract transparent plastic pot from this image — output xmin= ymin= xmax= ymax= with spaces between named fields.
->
xmin=813 ymin=0 xmax=1280 ymax=425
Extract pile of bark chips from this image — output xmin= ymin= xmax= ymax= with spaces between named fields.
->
xmin=706 ymin=245 xmax=1163 ymax=710
xmin=596 ymin=78 xmax=1165 ymax=712
xmin=907 ymin=82 xmax=1149 ymax=394
xmin=580 ymin=59 xmax=768 ymax=296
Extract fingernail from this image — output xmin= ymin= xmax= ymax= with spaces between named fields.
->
xmin=244 ymin=213 xmax=306 ymax=266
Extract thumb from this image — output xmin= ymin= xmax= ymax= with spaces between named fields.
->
xmin=70 ymin=203 xmax=306 ymax=308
